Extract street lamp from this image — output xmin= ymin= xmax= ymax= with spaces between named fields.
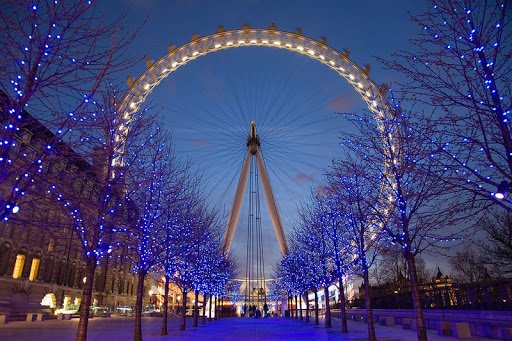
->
xmin=495 ymin=181 xmax=509 ymax=199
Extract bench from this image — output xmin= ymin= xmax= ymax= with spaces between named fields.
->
xmin=438 ymin=321 xmax=452 ymax=336
xmin=502 ymin=328 xmax=512 ymax=341
xmin=402 ymin=318 xmax=416 ymax=330
xmin=379 ymin=316 xmax=395 ymax=326
xmin=451 ymin=322 xmax=472 ymax=339
xmin=8 ymin=314 xmax=28 ymax=322
xmin=25 ymin=313 xmax=42 ymax=322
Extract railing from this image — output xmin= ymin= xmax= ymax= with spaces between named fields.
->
xmin=331 ymin=308 xmax=512 ymax=340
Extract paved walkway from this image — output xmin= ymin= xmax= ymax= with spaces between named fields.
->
xmin=0 ymin=315 xmax=497 ymax=340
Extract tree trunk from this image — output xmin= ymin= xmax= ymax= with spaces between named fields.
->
xmin=219 ymin=297 xmax=223 ymax=318
xmin=299 ymin=294 xmax=303 ymax=320
xmin=202 ymin=293 xmax=207 ymax=324
xmin=208 ymin=294 xmax=213 ymax=322
xmin=161 ymin=275 xmax=170 ymax=335
xmin=406 ymin=253 xmax=427 ymax=341
xmin=294 ymin=295 xmax=298 ymax=319
xmin=75 ymin=256 xmax=96 ymax=341
xmin=289 ymin=296 xmax=293 ymax=318
xmin=304 ymin=292 xmax=310 ymax=323
xmin=180 ymin=289 xmax=187 ymax=330
xmin=363 ymin=268 xmax=377 ymax=341
xmin=214 ymin=295 xmax=218 ymax=320
xmin=324 ymin=286 xmax=331 ymax=328
xmin=133 ymin=268 xmax=147 ymax=341
xmin=314 ymin=290 xmax=319 ymax=325
xmin=193 ymin=290 xmax=199 ymax=327
xmin=338 ymin=275 xmax=348 ymax=333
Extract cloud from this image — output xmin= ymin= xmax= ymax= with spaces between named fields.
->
xmin=328 ymin=94 xmax=356 ymax=111
xmin=293 ymin=172 xmax=313 ymax=183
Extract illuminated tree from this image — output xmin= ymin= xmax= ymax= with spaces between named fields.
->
xmin=35 ymin=85 xmax=154 ymax=341
xmin=159 ymin=164 xmax=196 ymax=335
xmin=337 ymin=104 xmax=469 ymax=341
xmin=327 ymin=159 xmax=383 ymax=341
xmin=294 ymin=196 xmax=337 ymax=328
xmin=279 ymin=247 xmax=302 ymax=319
xmin=266 ymin=273 xmax=283 ymax=316
xmin=383 ymin=0 xmax=512 ymax=211
xmin=0 ymin=0 xmax=133 ymax=225
xmin=170 ymin=196 xmax=202 ymax=330
xmin=314 ymin=191 xmax=352 ymax=333
xmin=190 ymin=210 xmax=224 ymax=327
xmin=124 ymin=126 xmax=174 ymax=341
xmin=279 ymin=242 xmax=321 ymax=324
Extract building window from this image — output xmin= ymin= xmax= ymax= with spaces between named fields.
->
xmin=47 ymin=238 xmax=55 ymax=252
xmin=44 ymin=258 xmax=54 ymax=283
xmin=0 ymin=243 xmax=12 ymax=275
xmin=12 ymin=254 xmax=26 ymax=279
xmin=29 ymin=258 xmax=40 ymax=281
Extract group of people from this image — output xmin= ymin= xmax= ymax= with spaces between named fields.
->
xmin=242 ymin=302 xmax=269 ymax=318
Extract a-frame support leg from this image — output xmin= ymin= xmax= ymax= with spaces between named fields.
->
xmin=222 ymin=150 xmax=252 ymax=253
xmin=255 ymin=150 xmax=288 ymax=256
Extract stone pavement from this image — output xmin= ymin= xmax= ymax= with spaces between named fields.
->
xmin=0 ymin=315 xmax=497 ymax=340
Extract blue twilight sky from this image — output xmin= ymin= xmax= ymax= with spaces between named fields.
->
xmin=97 ymin=0 xmax=427 ymax=277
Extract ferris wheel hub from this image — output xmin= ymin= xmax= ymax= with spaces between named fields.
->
xmin=247 ymin=120 xmax=260 ymax=155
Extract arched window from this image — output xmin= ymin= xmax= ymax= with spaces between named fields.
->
xmin=0 ymin=242 xmax=12 ymax=275
xmin=29 ymin=252 xmax=41 ymax=281
xmin=118 ymin=272 xmax=125 ymax=295
xmin=55 ymin=259 xmax=66 ymax=285
xmin=44 ymin=257 xmax=54 ymax=283
xmin=47 ymin=238 xmax=55 ymax=252
xmin=76 ymin=267 xmax=84 ymax=289
xmin=68 ymin=262 xmax=77 ymax=287
xmin=12 ymin=253 xmax=26 ymax=279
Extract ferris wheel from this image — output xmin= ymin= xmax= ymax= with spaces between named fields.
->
xmin=115 ymin=24 xmax=392 ymax=283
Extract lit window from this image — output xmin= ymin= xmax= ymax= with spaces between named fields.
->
xmin=29 ymin=258 xmax=40 ymax=281
xmin=12 ymin=254 xmax=25 ymax=279
xmin=48 ymin=239 xmax=54 ymax=252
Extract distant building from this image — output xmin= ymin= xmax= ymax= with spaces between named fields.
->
xmin=355 ymin=267 xmax=512 ymax=310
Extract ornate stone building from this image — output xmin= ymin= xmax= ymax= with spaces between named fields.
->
xmin=0 ymin=108 xmax=140 ymax=314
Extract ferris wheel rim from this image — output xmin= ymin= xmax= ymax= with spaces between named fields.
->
xmin=114 ymin=24 xmax=391 ymax=166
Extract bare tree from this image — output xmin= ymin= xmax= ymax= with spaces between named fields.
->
xmin=415 ymin=257 xmax=434 ymax=285
xmin=383 ymin=0 xmax=512 ymax=211
xmin=479 ymin=210 xmax=512 ymax=275
xmin=449 ymin=248 xmax=489 ymax=283
xmin=371 ymin=244 xmax=408 ymax=287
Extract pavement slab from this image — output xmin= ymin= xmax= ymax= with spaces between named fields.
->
xmin=0 ymin=315 xmax=497 ymax=341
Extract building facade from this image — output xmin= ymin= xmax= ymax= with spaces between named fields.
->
xmin=0 ymin=108 xmax=140 ymax=314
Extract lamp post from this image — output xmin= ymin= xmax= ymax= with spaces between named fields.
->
xmin=149 ymin=290 xmax=154 ymax=306
xmin=495 ymin=181 xmax=509 ymax=200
